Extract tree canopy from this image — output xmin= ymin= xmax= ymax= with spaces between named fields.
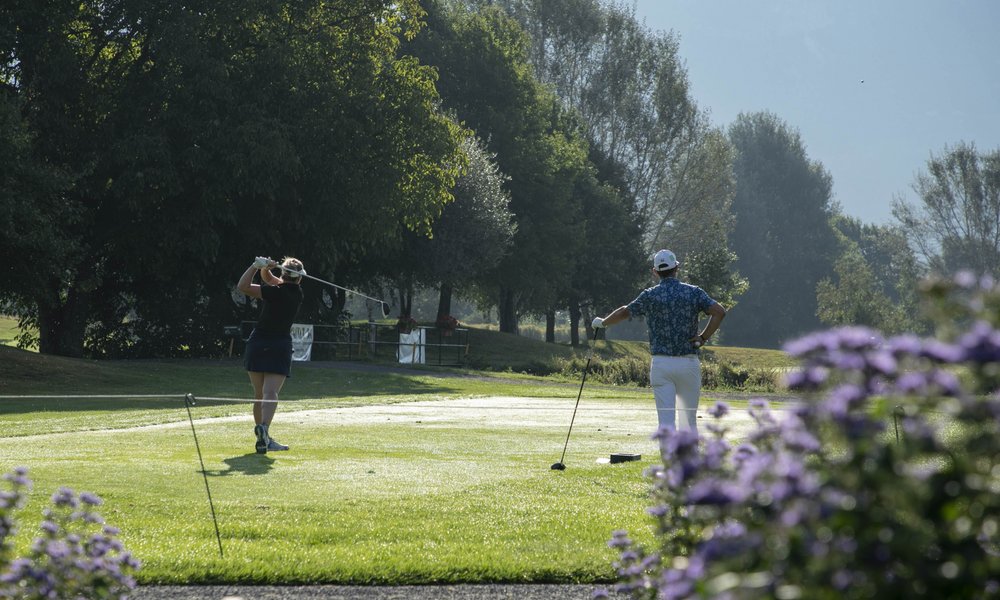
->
xmin=2 ymin=0 xmax=464 ymax=357
xmin=726 ymin=111 xmax=839 ymax=348
xmin=893 ymin=142 xmax=1000 ymax=277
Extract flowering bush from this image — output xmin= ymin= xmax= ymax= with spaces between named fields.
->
xmin=604 ymin=272 xmax=1000 ymax=599
xmin=1 ymin=467 xmax=140 ymax=599
xmin=435 ymin=314 xmax=459 ymax=331
xmin=396 ymin=315 xmax=418 ymax=333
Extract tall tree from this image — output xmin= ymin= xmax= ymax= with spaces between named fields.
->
xmin=817 ymin=217 xmax=924 ymax=335
xmin=399 ymin=135 xmax=517 ymax=320
xmin=489 ymin=0 xmax=745 ymax=321
xmin=404 ymin=1 xmax=587 ymax=334
xmin=726 ymin=112 xmax=839 ymax=348
xmin=829 ymin=215 xmax=925 ymax=331
xmin=892 ymin=142 xmax=1000 ymax=277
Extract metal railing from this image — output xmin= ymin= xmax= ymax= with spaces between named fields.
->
xmin=227 ymin=321 xmax=469 ymax=366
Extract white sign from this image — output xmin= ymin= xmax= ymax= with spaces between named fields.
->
xmin=398 ymin=329 xmax=425 ymax=364
xmin=290 ymin=323 xmax=314 ymax=361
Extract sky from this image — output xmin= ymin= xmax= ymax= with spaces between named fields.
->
xmin=631 ymin=0 xmax=1000 ymax=225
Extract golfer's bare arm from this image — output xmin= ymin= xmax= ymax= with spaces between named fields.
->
xmin=698 ymin=303 xmax=727 ymax=342
xmin=238 ymin=262 xmax=280 ymax=300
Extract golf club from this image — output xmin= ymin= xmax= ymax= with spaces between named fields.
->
xmin=274 ymin=262 xmax=391 ymax=317
xmin=551 ymin=328 xmax=601 ymax=471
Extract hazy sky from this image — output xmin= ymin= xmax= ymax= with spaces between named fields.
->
xmin=631 ymin=0 xmax=1000 ymax=225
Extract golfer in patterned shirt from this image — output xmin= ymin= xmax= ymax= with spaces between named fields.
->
xmin=592 ymin=249 xmax=726 ymax=433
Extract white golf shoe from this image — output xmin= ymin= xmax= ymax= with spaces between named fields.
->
xmin=267 ymin=438 xmax=289 ymax=451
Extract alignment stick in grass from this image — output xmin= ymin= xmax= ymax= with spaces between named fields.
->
xmin=551 ymin=329 xmax=600 ymax=471
xmin=184 ymin=393 xmax=224 ymax=558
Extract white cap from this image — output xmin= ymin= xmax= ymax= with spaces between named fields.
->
xmin=652 ymin=249 xmax=678 ymax=271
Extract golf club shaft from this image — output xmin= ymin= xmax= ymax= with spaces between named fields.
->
xmin=277 ymin=264 xmax=387 ymax=308
xmin=557 ymin=329 xmax=600 ymax=465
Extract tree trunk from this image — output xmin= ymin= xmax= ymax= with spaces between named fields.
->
xmin=582 ymin=304 xmax=593 ymax=345
xmin=398 ymin=284 xmax=413 ymax=317
xmin=498 ymin=287 xmax=518 ymax=334
xmin=36 ymin=291 xmax=88 ymax=358
xmin=569 ymin=299 xmax=581 ymax=347
xmin=437 ymin=282 xmax=453 ymax=319
xmin=545 ymin=310 xmax=555 ymax=343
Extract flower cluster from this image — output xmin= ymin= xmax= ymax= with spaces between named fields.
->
xmin=1 ymin=468 xmax=140 ymax=599
xmin=435 ymin=314 xmax=459 ymax=330
xmin=604 ymin=272 xmax=1000 ymax=599
xmin=396 ymin=315 xmax=418 ymax=332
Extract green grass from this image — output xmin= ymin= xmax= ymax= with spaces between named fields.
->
xmin=1 ymin=345 xmax=689 ymax=584
xmin=0 ymin=314 xmax=25 ymax=348
xmin=0 ymin=325 xmax=790 ymax=585
xmin=5 ymin=402 xmax=661 ymax=584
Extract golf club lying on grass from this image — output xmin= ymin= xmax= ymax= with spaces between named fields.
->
xmin=275 ymin=261 xmax=391 ymax=317
xmin=551 ymin=329 xmax=600 ymax=471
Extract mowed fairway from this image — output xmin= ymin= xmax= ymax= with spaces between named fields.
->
xmin=0 ymin=348 xmax=767 ymax=586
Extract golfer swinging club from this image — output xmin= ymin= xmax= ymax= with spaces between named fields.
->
xmin=592 ymin=249 xmax=726 ymax=434
xmin=237 ymin=256 xmax=305 ymax=454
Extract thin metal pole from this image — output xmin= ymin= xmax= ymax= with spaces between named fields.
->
xmin=556 ymin=330 xmax=600 ymax=466
xmin=184 ymin=394 xmax=224 ymax=558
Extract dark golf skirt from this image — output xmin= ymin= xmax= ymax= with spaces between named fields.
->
xmin=244 ymin=330 xmax=293 ymax=377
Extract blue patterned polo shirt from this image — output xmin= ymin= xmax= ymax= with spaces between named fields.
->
xmin=627 ymin=278 xmax=717 ymax=356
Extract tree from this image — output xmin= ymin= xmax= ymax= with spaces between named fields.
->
xmin=404 ymin=1 xmax=588 ymax=334
xmin=401 ymin=135 xmax=517 ymax=320
xmin=489 ymin=0 xmax=746 ymax=328
xmin=892 ymin=142 xmax=1000 ymax=277
xmin=817 ymin=215 xmax=925 ymax=335
xmin=0 ymin=94 xmax=76 ymax=351
xmin=726 ymin=112 xmax=839 ymax=348
xmin=568 ymin=164 xmax=645 ymax=345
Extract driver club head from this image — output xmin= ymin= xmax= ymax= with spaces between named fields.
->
xmin=380 ymin=302 xmax=390 ymax=318
xmin=550 ymin=462 xmax=566 ymax=471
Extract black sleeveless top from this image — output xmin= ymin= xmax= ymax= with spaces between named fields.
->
xmin=255 ymin=284 xmax=303 ymax=335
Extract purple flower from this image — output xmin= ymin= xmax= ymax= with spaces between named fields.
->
xmin=867 ymin=351 xmax=898 ymax=376
xmin=957 ymin=322 xmax=1000 ymax=364
xmin=708 ymin=401 xmax=729 ymax=418
xmin=686 ymin=479 xmax=746 ymax=506
xmin=608 ymin=530 xmax=632 ymax=549
xmin=886 ymin=334 xmax=923 ymax=357
xmin=829 ymin=350 xmax=867 ymax=371
xmin=821 ymin=384 xmax=867 ymax=418
xmin=51 ymin=487 xmax=78 ymax=508
xmin=954 ymin=270 xmax=978 ymax=289
xmin=836 ymin=327 xmax=883 ymax=351
xmin=780 ymin=425 xmax=821 ymax=453
xmin=657 ymin=428 xmax=700 ymax=459
xmin=786 ymin=366 xmax=828 ymax=390
xmin=704 ymin=439 xmax=729 ymax=469
xmin=79 ymin=492 xmax=102 ymax=507
xmin=895 ymin=372 xmax=930 ymax=394
xmin=920 ymin=340 xmax=965 ymax=364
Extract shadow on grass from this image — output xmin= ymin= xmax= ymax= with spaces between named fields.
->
xmin=205 ymin=453 xmax=275 ymax=477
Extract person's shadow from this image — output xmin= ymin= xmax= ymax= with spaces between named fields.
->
xmin=204 ymin=453 xmax=275 ymax=476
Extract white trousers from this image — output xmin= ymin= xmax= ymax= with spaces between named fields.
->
xmin=650 ymin=355 xmax=701 ymax=432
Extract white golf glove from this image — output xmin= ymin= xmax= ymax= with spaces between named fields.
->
xmin=253 ymin=256 xmax=271 ymax=269
xmin=592 ymin=317 xmax=606 ymax=329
